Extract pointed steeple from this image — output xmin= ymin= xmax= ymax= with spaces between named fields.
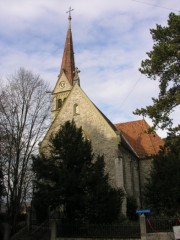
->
xmin=60 ymin=7 xmax=75 ymax=85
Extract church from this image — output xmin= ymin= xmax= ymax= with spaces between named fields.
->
xmin=40 ymin=11 xmax=164 ymax=213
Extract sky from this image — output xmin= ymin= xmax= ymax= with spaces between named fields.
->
xmin=0 ymin=0 xmax=179 ymax=138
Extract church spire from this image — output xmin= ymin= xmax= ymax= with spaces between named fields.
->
xmin=60 ymin=7 xmax=75 ymax=85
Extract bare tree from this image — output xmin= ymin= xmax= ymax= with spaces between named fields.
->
xmin=0 ymin=68 xmax=50 ymax=233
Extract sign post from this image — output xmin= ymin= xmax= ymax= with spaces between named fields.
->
xmin=136 ymin=209 xmax=151 ymax=214
xmin=136 ymin=210 xmax=151 ymax=240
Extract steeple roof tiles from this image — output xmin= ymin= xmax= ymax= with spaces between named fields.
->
xmin=60 ymin=23 xmax=75 ymax=85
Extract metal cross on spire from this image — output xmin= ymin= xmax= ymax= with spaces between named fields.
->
xmin=66 ymin=7 xmax=74 ymax=29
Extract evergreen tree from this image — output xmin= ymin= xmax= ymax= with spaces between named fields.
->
xmin=32 ymin=120 xmax=124 ymax=223
xmin=0 ymin=167 xmax=3 ymax=201
xmin=133 ymin=13 xmax=180 ymax=215
xmin=126 ymin=195 xmax=138 ymax=221
xmin=134 ymin=13 xmax=180 ymax=133
xmin=84 ymin=155 xmax=124 ymax=223
xmin=143 ymin=134 xmax=180 ymax=216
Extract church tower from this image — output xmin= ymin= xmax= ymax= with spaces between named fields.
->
xmin=40 ymin=10 xmax=160 ymax=214
xmin=51 ymin=8 xmax=80 ymax=120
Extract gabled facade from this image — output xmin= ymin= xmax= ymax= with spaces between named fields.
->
xmin=41 ymin=13 xmax=164 ymax=212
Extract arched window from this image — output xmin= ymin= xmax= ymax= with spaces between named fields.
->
xmin=57 ymin=99 xmax=62 ymax=109
xmin=73 ymin=103 xmax=79 ymax=115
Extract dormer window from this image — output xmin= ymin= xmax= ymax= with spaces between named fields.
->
xmin=73 ymin=103 xmax=79 ymax=115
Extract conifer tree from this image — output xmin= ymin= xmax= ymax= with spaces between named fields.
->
xmin=134 ymin=13 xmax=180 ymax=133
xmin=134 ymin=14 xmax=180 ymax=215
xmin=143 ymin=134 xmax=180 ymax=216
xmin=32 ymin=120 xmax=124 ymax=223
xmin=0 ymin=167 xmax=3 ymax=201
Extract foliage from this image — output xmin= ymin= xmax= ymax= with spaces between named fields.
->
xmin=134 ymin=13 xmax=180 ymax=132
xmin=0 ymin=167 xmax=4 ymax=200
xmin=84 ymin=155 xmax=124 ymax=223
xmin=126 ymin=195 xmax=138 ymax=221
xmin=134 ymin=12 xmax=180 ymax=216
xmin=0 ymin=68 xmax=50 ymax=233
xmin=143 ymin=133 xmax=180 ymax=216
xmin=32 ymin=120 xmax=124 ymax=224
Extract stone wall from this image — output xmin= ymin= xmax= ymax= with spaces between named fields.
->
xmin=57 ymin=238 xmax=140 ymax=240
xmin=146 ymin=232 xmax=174 ymax=240
xmin=57 ymin=232 xmax=174 ymax=240
xmin=41 ymin=84 xmax=141 ymax=209
xmin=139 ymin=158 xmax=153 ymax=202
xmin=119 ymin=146 xmax=141 ymax=206
xmin=139 ymin=158 xmax=152 ymax=185
xmin=41 ymin=84 xmax=120 ymax=187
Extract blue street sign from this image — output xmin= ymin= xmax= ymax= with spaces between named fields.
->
xmin=136 ymin=209 xmax=151 ymax=214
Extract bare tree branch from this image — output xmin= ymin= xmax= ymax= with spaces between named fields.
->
xmin=0 ymin=68 xmax=51 ymax=233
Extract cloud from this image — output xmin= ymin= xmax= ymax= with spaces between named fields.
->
xmin=0 ymin=0 xmax=179 ymax=138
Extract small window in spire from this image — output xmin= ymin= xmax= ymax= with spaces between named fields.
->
xmin=73 ymin=103 xmax=79 ymax=115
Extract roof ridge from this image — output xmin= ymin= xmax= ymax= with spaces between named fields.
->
xmin=115 ymin=119 xmax=145 ymax=125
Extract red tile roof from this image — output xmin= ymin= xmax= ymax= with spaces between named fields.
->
xmin=60 ymin=22 xmax=75 ymax=85
xmin=115 ymin=119 xmax=164 ymax=158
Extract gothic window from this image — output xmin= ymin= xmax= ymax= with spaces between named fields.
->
xmin=73 ymin=103 xmax=79 ymax=115
xmin=57 ymin=99 xmax=62 ymax=109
